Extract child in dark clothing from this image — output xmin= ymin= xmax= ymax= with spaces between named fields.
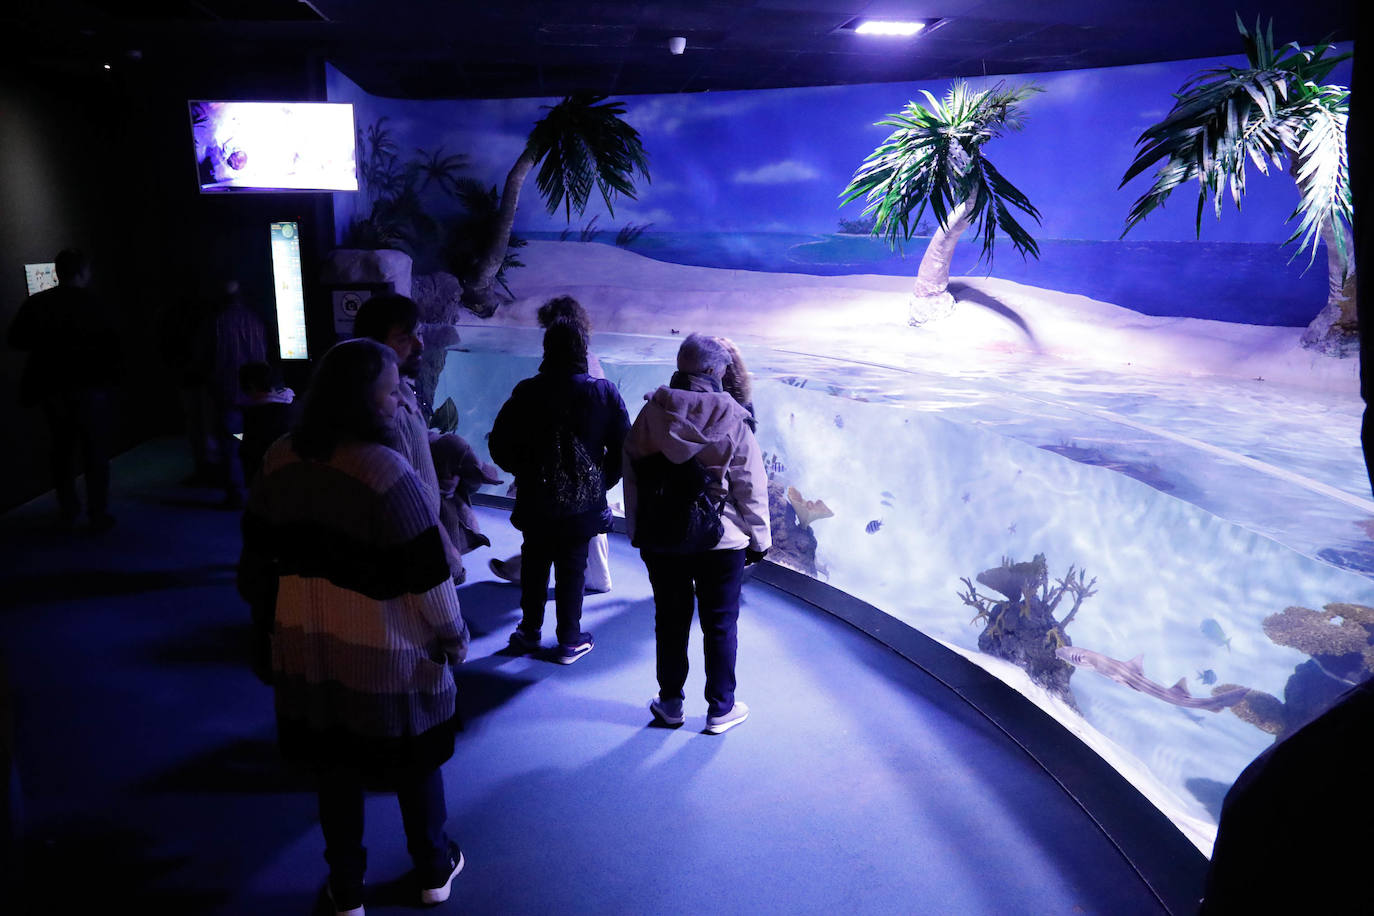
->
xmin=237 ymin=361 xmax=294 ymax=486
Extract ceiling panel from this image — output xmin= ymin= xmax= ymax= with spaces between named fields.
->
xmin=5 ymin=0 xmax=1356 ymax=98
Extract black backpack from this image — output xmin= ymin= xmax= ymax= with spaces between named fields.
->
xmin=631 ymin=452 xmax=726 ymax=553
xmin=529 ymin=423 xmax=603 ymax=518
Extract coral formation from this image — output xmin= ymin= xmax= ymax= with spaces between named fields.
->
xmin=958 ymin=554 xmax=1096 ymax=709
xmin=1231 ymin=602 xmax=1374 ymax=742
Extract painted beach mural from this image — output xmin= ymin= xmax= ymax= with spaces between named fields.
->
xmin=325 ymin=28 xmax=1363 ymax=855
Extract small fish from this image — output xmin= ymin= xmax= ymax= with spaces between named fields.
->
xmin=1197 ymin=669 xmax=1217 ymax=686
xmin=961 ymin=492 xmax=972 ymax=503
xmin=834 ymin=414 xmax=844 ymax=429
xmin=865 ymin=519 xmax=883 ymax=534
xmin=1200 ymin=618 xmax=1232 ymax=652
xmin=881 ymin=491 xmax=895 ymax=500
xmin=1007 ymin=523 xmax=1017 ymax=535
xmin=670 ymin=328 xmax=679 ymax=334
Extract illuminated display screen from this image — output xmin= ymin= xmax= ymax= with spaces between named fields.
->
xmin=190 ymin=101 xmax=358 ymax=193
xmin=269 ymin=221 xmax=309 ymax=360
xmin=24 ymin=263 xmax=57 ymax=296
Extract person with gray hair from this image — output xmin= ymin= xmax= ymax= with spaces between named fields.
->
xmin=622 ymin=333 xmax=771 ymax=734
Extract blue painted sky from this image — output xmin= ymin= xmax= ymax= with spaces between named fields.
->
xmin=327 ymin=46 xmax=1352 ymax=246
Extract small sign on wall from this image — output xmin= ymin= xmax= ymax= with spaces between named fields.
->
xmin=24 ymin=263 xmax=57 ymax=296
xmin=330 ymin=283 xmax=392 ymax=338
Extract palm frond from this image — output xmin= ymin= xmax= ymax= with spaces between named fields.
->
xmin=840 ymin=79 xmax=1042 ymax=262
xmin=527 ymin=94 xmax=651 ymax=221
xmin=1120 ymin=17 xmax=1350 ymax=274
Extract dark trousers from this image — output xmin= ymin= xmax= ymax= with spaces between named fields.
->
xmin=203 ymin=390 xmax=244 ymax=499
xmin=40 ymin=389 xmax=112 ymax=520
xmin=641 ymin=548 xmax=746 ymax=718
xmin=316 ymin=764 xmax=450 ymax=887
xmin=520 ymin=531 xmax=592 ymax=646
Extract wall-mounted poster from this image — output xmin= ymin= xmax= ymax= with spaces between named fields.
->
xmin=24 ymin=263 xmax=57 ymax=295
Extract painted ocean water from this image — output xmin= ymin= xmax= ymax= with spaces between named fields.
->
xmin=524 ymin=232 xmax=1330 ymax=328
xmin=437 ymin=326 xmax=1374 ymax=855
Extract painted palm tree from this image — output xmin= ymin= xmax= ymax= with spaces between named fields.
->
xmin=462 ymin=93 xmax=650 ymax=315
xmin=841 ymin=80 xmax=1044 ymax=325
xmin=1120 ymin=17 xmax=1354 ymax=350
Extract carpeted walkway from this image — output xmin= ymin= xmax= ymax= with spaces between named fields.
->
xmin=1 ymin=440 xmax=1170 ymax=914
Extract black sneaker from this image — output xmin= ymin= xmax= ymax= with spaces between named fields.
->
xmin=420 ymin=841 xmax=464 ymax=905
xmin=508 ymin=627 xmax=541 ymax=654
xmin=325 ymin=878 xmax=365 ymax=915
xmin=649 ymin=697 xmax=685 ymax=728
xmin=554 ymin=632 xmax=594 ymax=665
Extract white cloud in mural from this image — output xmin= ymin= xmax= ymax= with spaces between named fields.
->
xmin=625 ymin=92 xmax=774 ymax=136
xmin=733 ymin=160 xmax=822 ymax=185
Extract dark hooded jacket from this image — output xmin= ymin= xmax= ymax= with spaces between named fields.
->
xmin=489 ymin=354 xmax=631 ymax=540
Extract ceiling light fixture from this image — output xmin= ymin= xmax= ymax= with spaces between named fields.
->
xmin=668 ymin=36 xmax=686 ymax=55
xmin=853 ymin=20 xmax=927 ymax=37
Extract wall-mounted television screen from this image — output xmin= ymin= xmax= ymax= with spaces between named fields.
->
xmin=190 ymin=101 xmax=357 ymax=193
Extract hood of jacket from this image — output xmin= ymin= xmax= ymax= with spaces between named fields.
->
xmin=625 ymin=372 xmax=752 ymax=464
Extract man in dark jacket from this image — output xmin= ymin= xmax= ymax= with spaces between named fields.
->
xmin=7 ymin=249 xmax=120 ymax=531
xmin=489 ymin=318 xmax=630 ymax=664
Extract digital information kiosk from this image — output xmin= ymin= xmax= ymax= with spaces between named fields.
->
xmin=269 ymin=220 xmax=309 ymax=360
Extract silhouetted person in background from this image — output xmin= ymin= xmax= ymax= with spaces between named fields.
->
xmin=236 ymin=360 xmax=294 ymax=487
xmin=158 ymin=284 xmax=217 ymax=485
xmin=7 ymin=249 xmax=119 ymax=531
xmin=195 ymin=279 xmax=267 ymax=508
xmin=489 ymin=317 xmax=630 ymax=664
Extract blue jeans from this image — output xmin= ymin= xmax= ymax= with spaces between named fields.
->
xmin=316 ymin=764 xmax=450 ymax=887
xmin=641 ymin=548 xmax=746 ymax=717
xmin=519 ymin=532 xmax=592 ymax=646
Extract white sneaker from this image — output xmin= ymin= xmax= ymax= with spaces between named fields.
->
xmin=420 ymin=843 xmax=465 ymax=905
xmin=705 ymin=701 xmax=750 ymax=734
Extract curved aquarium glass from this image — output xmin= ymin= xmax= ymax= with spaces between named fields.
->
xmin=436 ymin=326 xmax=1374 ymax=855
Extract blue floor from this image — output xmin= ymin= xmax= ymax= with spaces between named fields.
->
xmin=1 ymin=440 xmax=1170 ymax=914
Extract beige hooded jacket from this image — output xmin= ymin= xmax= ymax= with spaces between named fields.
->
xmin=623 ymin=378 xmax=771 ymax=553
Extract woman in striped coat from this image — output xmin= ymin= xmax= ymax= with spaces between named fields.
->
xmin=238 ymin=338 xmax=469 ymax=914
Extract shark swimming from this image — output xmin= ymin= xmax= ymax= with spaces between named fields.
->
xmin=1055 ymin=646 xmax=1250 ymax=712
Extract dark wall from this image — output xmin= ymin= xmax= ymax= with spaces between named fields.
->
xmin=0 ymin=50 xmax=334 ymax=513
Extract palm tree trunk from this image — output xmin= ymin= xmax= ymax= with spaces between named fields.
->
xmin=463 ymin=148 xmax=537 ymax=316
xmin=1320 ymin=218 xmax=1357 ymax=330
xmin=907 ymin=199 xmax=973 ymax=325
xmin=1289 ymin=156 xmax=1358 ymax=354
